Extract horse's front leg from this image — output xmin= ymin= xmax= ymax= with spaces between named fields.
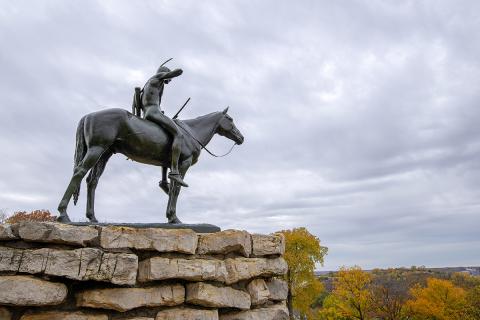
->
xmin=166 ymin=158 xmax=192 ymax=224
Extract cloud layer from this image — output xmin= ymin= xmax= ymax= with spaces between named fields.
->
xmin=1 ymin=0 xmax=479 ymax=269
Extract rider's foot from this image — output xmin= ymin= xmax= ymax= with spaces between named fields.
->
xmin=168 ymin=173 xmax=189 ymax=187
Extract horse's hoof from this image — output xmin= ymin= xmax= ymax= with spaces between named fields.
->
xmin=57 ymin=215 xmax=71 ymax=223
xmin=86 ymin=212 xmax=98 ymax=223
xmin=168 ymin=217 xmax=182 ymax=224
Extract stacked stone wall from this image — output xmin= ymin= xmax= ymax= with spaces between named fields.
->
xmin=0 ymin=222 xmax=289 ymax=320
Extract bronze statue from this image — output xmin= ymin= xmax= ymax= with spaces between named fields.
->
xmin=57 ymin=62 xmax=244 ymax=224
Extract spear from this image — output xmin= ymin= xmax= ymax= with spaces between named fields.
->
xmin=173 ymin=97 xmax=191 ymax=119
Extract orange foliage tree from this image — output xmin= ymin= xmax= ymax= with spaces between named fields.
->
xmin=4 ymin=209 xmax=56 ymax=224
xmin=406 ymin=278 xmax=469 ymax=320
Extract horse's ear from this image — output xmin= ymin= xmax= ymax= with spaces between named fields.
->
xmin=223 ymin=107 xmax=229 ymax=114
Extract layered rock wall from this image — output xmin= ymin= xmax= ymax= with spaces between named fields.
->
xmin=0 ymin=222 xmax=289 ymax=320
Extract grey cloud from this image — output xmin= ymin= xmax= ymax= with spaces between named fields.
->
xmin=1 ymin=0 xmax=479 ymax=269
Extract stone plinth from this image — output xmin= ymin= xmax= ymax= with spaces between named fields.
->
xmin=0 ymin=222 xmax=289 ymax=319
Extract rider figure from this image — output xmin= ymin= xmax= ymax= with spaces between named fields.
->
xmin=142 ymin=64 xmax=188 ymax=187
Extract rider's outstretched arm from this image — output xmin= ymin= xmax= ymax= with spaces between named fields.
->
xmin=154 ymin=68 xmax=183 ymax=81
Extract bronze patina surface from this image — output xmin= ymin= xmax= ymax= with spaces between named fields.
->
xmin=57 ymin=61 xmax=244 ymax=226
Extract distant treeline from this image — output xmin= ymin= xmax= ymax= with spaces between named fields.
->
xmin=313 ymin=266 xmax=480 ymax=320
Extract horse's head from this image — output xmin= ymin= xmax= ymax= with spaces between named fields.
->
xmin=216 ymin=107 xmax=244 ymax=145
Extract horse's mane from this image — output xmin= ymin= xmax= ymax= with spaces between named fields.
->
xmin=182 ymin=111 xmax=222 ymax=126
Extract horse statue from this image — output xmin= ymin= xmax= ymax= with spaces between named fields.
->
xmin=57 ymin=107 xmax=244 ymax=223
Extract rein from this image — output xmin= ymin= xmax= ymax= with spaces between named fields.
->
xmin=176 ymin=120 xmax=237 ymax=158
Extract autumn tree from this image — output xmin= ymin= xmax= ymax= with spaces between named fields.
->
xmin=281 ymin=227 xmax=328 ymax=319
xmin=451 ymin=272 xmax=480 ymax=290
xmin=406 ymin=278 xmax=469 ymax=320
xmin=451 ymin=273 xmax=480 ymax=320
xmin=4 ymin=209 xmax=56 ymax=224
xmin=368 ymin=269 xmax=413 ymax=320
xmin=319 ymin=266 xmax=373 ymax=320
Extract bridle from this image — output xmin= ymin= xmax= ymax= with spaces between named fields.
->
xmin=175 ymin=117 xmax=237 ymax=158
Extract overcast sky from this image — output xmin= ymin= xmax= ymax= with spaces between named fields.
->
xmin=1 ymin=0 xmax=479 ymax=270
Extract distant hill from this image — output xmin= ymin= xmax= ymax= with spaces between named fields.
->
xmin=315 ymin=266 xmax=480 ymax=277
xmin=316 ymin=266 xmax=480 ymax=293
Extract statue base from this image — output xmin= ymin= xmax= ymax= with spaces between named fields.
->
xmin=0 ymin=222 xmax=289 ymax=320
xmin=67 ymin=222 xmax=220 ymax=233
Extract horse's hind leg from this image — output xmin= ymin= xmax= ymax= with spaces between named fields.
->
xmin=86 ymin=151 xmax=112 ymax=223
xmin=57 ymin=146 xmax=107 ymax=222
xmin=159 ymin=166 xmax=170 ymax=195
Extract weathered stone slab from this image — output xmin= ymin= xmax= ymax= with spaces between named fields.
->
xmin=0 ymin=275 xmax=67 ymax=306
xmin=0 ymin=224 xmax=17 ymax=240
xmin=0 ymin=307 xmax=11 ymax=320
xmin=225 ymin=257 xmax=288 ymax=284
xmin=0 ymin=246 xmax=23 ymax=272
xmin=186 ymin=282 xmax=250 ymax=310
xmin=247 ymin=279 xmax=270 ymax=305
xmin=76 ymin=285 xmax=185 ymax=312
xmin=138 ymin=256 xmax=227 ymax=283
xmin=20 ymin=312 xmax=108 ymax=320
xmin=13 ymin=222 xmax=98 ymax=246
xmin=251 ymin=233 xmax=285 ymax=256
xmin=266 ymin=278 xmax=288 ymax=301
xmin=156 ymin=308 xmax=218 ymax=320
xmin=125 ymin=318 xmax=154 ymax=320
xmin=220 ymin=302 xmax=289 ymax=320
xmin=0 ymin=246 xmax=137 ymax=285
xmin=70 ymin=222 xmax=220 ymax=233
xmin=100 ymin=226 xmax=197 ymax=254
xmin=197 ymin=230 xmax=251 ymax=257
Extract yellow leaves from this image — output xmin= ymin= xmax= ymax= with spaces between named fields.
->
xmin=280 ymin=227 xmax=328 ymax=320
xmin=406 ymin=278 xmax=469 ymax=320
xmin=295 ymin=278 xmax=325 ymax=319
xmin=320 ymin=266 xmax=373 ymax=320
xmin=283 ymin=227 xmax=327 ymax=274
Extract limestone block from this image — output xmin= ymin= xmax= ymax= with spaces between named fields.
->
xmin=20 ymin=312 xmax=108 ymax=320
xmin=0 ymin=275 xmax=67 ymax=306
xmin=266 ymin=278 xmax=288 ymax=301
xmin=225 ymin=257 xmax=288 ymax=284
xmin=186 ymin=282 xmax=250 ymax=310
xmin=14 ymin=222 xmax=98 ymax=246
xmin=0 ymin=247 xmax=23 ymax=272
xmin=43 ymin=248 xmax=138 ymax=285
xmin=251 ymin=233 xmax=285 ymax=256
xmin=197 ymin=230 xmax=251 ymax=257
xmin=77 ymin=285 xmax=185 ymax=312
xmin=0 ymin=307 xmax=11 ymax=320
xmin=156 ymin=308 xmax=219 ymax=320
xmin=220 ymin=302 xmax=289 ymax=320
xmin=0 ymin=224 xmax=17 ymax=240
xmin=100 ymin=226 xmax=197 ymax=254
xmin=247 ymin=279 xmax=270 ymax=305
xmin=138 ymin=256 xmax=227 ymax=283
xmin=0 ymin=246 xmax=138 ymax=285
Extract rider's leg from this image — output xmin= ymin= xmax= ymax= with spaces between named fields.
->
xmin=144 ymin=107 xmax=188 ymax=187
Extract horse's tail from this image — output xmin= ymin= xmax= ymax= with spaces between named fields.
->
xmin=73 ymin=116 xmax=87 ymax=205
